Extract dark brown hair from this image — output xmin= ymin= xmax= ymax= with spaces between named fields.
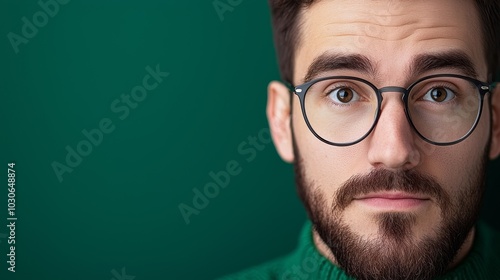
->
xmin=269 ymin=0 xmax=500 ymax=84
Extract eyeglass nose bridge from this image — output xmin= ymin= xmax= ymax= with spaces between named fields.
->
xmin=372 ymin=85 xmax=415 ymax=140
xmin=377 ymin=86 xmax=409 ymax=99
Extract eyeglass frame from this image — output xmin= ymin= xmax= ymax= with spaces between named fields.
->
xmin=290 ymin=73 xmax=495 ymax=147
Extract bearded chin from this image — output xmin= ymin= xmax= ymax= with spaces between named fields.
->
xmin=292 ymin=140 xmax=488 ymax=280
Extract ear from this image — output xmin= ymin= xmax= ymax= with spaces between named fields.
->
xmin=489 ymin=85 xmax=500 ymax=159
xmin=267 ymin=81 xmax=295 ymax=163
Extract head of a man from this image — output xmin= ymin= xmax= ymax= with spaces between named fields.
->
xmin=266 ymin=1 xmax=500 ymax=279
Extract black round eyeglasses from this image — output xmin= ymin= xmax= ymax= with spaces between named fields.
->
xmin=291 ymin=74 xmax=495 ymax=146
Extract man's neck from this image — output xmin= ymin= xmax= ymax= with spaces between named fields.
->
xmin=449 ymin=227 xmax=476 ymax=269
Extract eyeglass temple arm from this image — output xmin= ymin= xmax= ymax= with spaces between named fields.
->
xmin=283 ymin=81 xmax=295 ymax=92
xmin=491 ymin=82 xmax=498 ymax=93
xmin=282 ymin=80 xmax=296 ymax=113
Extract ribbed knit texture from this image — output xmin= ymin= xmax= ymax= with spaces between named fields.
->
xmin=220 ymin=220 xmax=500 ymax=279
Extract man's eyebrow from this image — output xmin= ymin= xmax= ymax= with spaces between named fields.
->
xmin=301 ymin=51 xmax=478 ymax=85
xmin=410 ymin=51 xmax=478 ymax=78
xmin=303 ymin=53 xmax=375 ymax=84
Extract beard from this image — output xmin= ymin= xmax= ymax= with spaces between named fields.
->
xmin=293 ymin=140 xmax=488 ymax=280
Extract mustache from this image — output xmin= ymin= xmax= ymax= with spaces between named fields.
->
xmin=334 ymin=169 xmax=451 ymax=212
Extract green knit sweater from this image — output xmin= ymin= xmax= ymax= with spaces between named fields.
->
xmin=220 ymin=220 xmax=500 ymax=280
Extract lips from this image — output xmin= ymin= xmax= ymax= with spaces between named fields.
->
xmin=354 ymin=191 xmax=430 ymax=209
xmin=355 ymin=191 xmax=430 ymax=200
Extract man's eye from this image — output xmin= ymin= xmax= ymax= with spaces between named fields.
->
xmin=422 ymin=87 xmax=456 ymax=103
xmin=328 ymin=87 xmax=360 ymax=104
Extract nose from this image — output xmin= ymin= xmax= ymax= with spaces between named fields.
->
xmin=367 ymin=91 xmax=421 ymax=170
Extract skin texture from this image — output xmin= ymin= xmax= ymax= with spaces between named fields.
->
xmin=267 ymin=0 xmax=500 ymax=277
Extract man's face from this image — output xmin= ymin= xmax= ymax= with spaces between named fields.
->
xmin=268 ymin=0 xmax=500 ymax=279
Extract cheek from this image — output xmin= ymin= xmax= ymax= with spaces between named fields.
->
xmin=420 ymin=107 xmax=490 ymax=199
xmin=292 ymin=97 xmax=370 ymax=198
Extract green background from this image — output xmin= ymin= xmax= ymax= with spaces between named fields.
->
xmin=0 ymin=1 xmax=498 ymax=279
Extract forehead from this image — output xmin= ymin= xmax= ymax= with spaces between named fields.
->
xmin=294 ymin=0 xmax=486 ymax=84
